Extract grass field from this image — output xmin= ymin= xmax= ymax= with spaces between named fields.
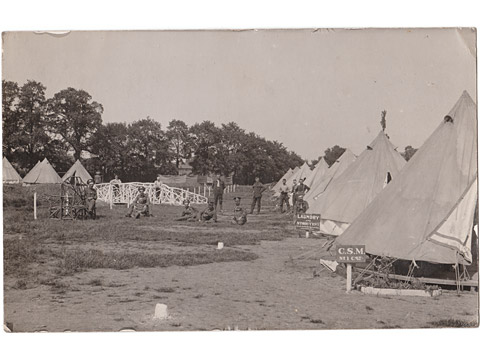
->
xmin=3 ymin=184 xmax=478 ymax=332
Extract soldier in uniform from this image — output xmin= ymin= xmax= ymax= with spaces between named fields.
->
xmin=200 ymin=200 xmax=217 ymax=222
xmin=294 ymin=193 xmax=309 ymax=215
xmin=175 ymin=199 xmax=199 ymax=221
xmin=278 ymin=178 xmax=291 ymax=213
xmin=85 ymin=179 xmax=97 ymax=219
xmin=212 ymin=175 xmax=226 ymax=212
xmin=154 ymin=175 xmax=164 ymax=201
xmin=291 ymin=179 xmax=298 ymax=209
xmin=232 ymin=196 xmax=248 ymax=225
xmin=250 ymin=176 xmax=267 ymax=214
xmin=126 ymin=186 xmax=151 ymax=219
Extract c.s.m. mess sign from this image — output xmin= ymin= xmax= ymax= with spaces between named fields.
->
xmin=336 ymin=245 xmax=366 ymax=263
xmin=295 ymin=213 xmax=321 ymax=230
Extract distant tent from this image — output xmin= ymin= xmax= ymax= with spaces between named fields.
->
xmin=308 ymin=132 xmax=405 ymax=235
xmin=3 ymin=157 xmax=22 ymax=184
xmin=288 ymin=162 xmax=312 ymax=187
xmin=337 ymin=91 xmax=477 ymax=265
xmin=272 ymin=168 xmax=294 ymax=193
xmin=303 ymin=149 xmax=357 ymax=204
xmin=304 ymin=158 xmax=329 ymax=188
xmin=62 ymin=159 xmax=92 ymax=183
xmin=23 ymin=158 xmax=62 ymax=184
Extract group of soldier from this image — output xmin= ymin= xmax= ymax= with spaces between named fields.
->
xmin=83 ymin=173 xmax=307 ymax=222
xmin=278 ymin=177 xmax=310 ymax=215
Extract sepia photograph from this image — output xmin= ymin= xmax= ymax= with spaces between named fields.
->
xmin=2 ymin=26 xmax=478 ymax=337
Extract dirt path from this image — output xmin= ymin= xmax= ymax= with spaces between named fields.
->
xmin=4 ymin=236 xmax=478 ymax=332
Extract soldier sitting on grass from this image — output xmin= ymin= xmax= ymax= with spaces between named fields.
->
xmin=175 ymin=199 xmax=199 ymax=221
xmin=200 ymin=200 xmax=217 ymax=222
xmin=126 ymin=186 xmax=151 ymax=219
xmin=232 ymin=196 xmax=248 ymax=225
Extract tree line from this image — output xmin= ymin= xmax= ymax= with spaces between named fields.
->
xmin=2 ymin=80 xmax=304 ymax=184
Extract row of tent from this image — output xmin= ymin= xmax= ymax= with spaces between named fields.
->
xmin=273 ymin=91 xmax=477 ymax=266
xmin=2 ymin=158 xmax=92 ymax=185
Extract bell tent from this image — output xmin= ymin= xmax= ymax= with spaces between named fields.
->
xmin=303 ymin=148 xmax=356 ymax=204
xmin=272 ymin=168 xmax=294 ymax=193
xmin=3 ymin=157 xmax=22 ymax=184
xmin=62 ymin=160 xmax=92 ymax=183
xmin=337 ymin=91 xmax=477 ymax=265
xmin=304 ymin=158 xmax=329 ymax=188
xmin=23 ymin=158 xmax=62 ymax=184
xmin=308 ymin=131 xmax=405 ymax=235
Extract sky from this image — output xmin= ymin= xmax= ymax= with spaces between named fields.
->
xmin=2 ymin=28 xmax=476 ymax=160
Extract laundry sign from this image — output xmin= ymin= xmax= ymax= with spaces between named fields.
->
xmin=336 ymin=245 xmax=366 ymax=263
xmin=295 ymin=213 xmax=321 ymax=230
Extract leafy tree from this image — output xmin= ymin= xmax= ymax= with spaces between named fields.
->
xmin=323 ymin=145 xmax=346 ymax=166
xmin=166 ymin=119 xmax=191 ymax=169
xmin=90 ymin=122 xmax=129 ymax=179
xmin=16 ymin=80 xmax=50 ymax=169
xmin=401 ymin=145 xmax=418 ymax=162
xmin=2 ymin=80 xmax=21 ymax=158
xmin=189 ymin=121 xmax=223 ymax=175
xmin=125 ymin=117 xmax=175 ymax=181
xmin=46 ymin=88 xmax=103 ymax=160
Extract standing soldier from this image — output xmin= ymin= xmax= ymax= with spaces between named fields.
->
xmin=250 ymin=176 xmax=267 ymax=215
xmin=295 ymin=178 xmax=310 ymax=197
xmin=94 ymin=170 xmax=103 ymax=184
xmin=110 ymin=174 xmax=122 ymax=197
xmin=291 ymin=179 xmax=298 ymax=209
xmin=200 ymin=200 xmax=217 ymax=222
xmin=212 ymin=174 xmax=226 ymax=213
xmin=154 ymin=175 xmax=164 ymax=202
xmin=85 ymin=179 xmax=97 ymax=219
xmin=278 ymin=178 xmax=291 ymax=213
xmin=232 ymin=197 xmax=248 ymax=225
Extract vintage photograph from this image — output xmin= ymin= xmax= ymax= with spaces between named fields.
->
xmin=2 ymin=28 xmax=478 ymax=332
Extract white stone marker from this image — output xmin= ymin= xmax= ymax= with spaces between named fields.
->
xmin=154 ymin=303 xmax=168 ymax=320
xmin=217 ymin=242 xmax=224 ymax=250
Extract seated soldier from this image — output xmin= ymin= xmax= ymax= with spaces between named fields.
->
xmin=85 ymin=179 xmax=97 ymax=219
xmin=200 ymin=200 xmax=217 ymax=222
xmin=126 ymin=186 xmax=151 ymax=219
xmin=231 ymin=196 xmax=247 ymax=225
xmin=294 ymin=193 xmax=309 ymax=215
xmin=175 ymin=199 xmax=199 ymax=221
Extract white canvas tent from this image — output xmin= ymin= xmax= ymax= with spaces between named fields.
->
xmin=337 ymin=91 xmax=477 ymax=265
xmin=304 ymin=158 xmax=329 ymax=188
xmin=62 ymin=159 xmax=92 ymax=183
xmin=308 ymin=132 xmax=405 ymax=235
xmin=3 ymin=157 xmax=22 ymax=184
xmin=289 ymin=162 xmax=312 ymax=186
xmin=303 ymin=149 xmax=356 ymax=204
xmin=272 ymin=168 xmax=294 ymax=193
xmin=23 ymin=158 xmax=62 ymax=184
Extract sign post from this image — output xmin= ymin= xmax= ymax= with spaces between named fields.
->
xmin=336 ymin=245 xmax=366 ymax=293
xmin=294 ymin=213 xmax=321 ymax=236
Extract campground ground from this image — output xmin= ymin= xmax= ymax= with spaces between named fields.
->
xmin=3 ymin=185 xmax=478 ymax=332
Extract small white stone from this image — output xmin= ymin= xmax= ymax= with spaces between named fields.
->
xmin=154 ymin=303 xmax=168 ymax=319
xmin=217 ymin=242 xmax=224 ymax=250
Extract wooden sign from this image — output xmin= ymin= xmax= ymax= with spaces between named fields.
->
xmin=336 ymin=245 xmax=366 ymax=263
xmin=295 ymin=213 xmax=321 ymax=230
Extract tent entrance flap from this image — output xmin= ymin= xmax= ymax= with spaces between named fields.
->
xmin=427 ymin=177 xmax=477 ymax=264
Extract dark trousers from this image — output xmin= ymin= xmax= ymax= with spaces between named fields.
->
xmin=279 ymin=193 xmax=290 ymax=212
xmin=251 ymin=196 xmax=262 ymax=214
xmin=214 ymin=192 xmax=223 ymax=210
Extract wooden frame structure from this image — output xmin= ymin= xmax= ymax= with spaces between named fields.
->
xmin=95 ymin=182 xmax=208 ymax=207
